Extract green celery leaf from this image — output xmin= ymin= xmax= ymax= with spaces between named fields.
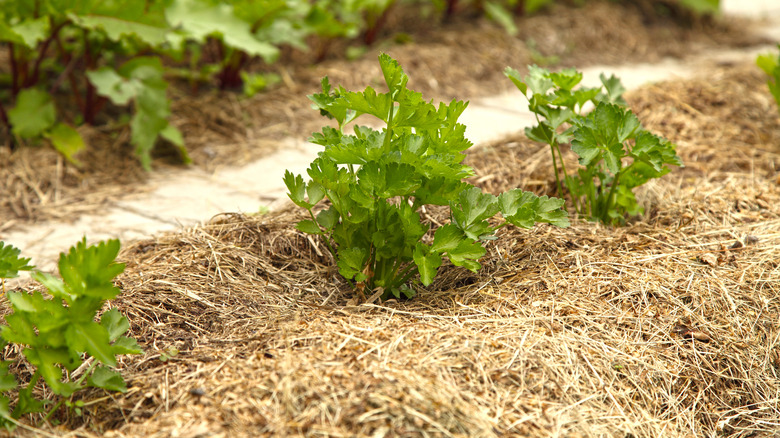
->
xmin=316 ymin=207 xmax=339 ymax=230
xmin=431 ymin=224 xmax=464 ymax=253
xmin=414 ymin=178 xmax=469 ymax=206
xmin=13 ymin=383 xmax=47 ymax=418
xmin=525 ymin=65 xmax=554 ymax=96
xmin=549 ymin=68 xmax=582 ymax=91
xmin=1 ymin=312 xmax=37 ymax=346
xmin=378 ymin=53 xmax=408 ymax=99
xmin=447 ymin=239 xmax=485 ymax=272
xmin=0 ymin=242 xmax=33 ymax=279
xmin=499 ymin=189 xmax=569 ymax=228
xmin=284 ymin=171 xmax=312 ymax=209
xmin=337 ymin=247 xmax=368 ymax=282
xmin=504 ymin=67 xmax=527 ymax=95
xmin=100 ymin=308 xmax=129 ymax=342
xmin=8 ymin=88 xmax=56 ymax=139
xmin=31 ymin=271 xmax=72 ymax=303
xmin=413 ymin=244 xmax=442 ymax=286
xmin=632 ymin=132 xmax=683 ymax=171
xmin=0 ymin=362 xmax=16 ymax=392
xmin=23 ymin=347 xmax=80 ymax=397
xmin=449 ymin=187 xmax=499 ymax=239
xmin=88 ymin=366 xmax=127 ymax=392
xmin=307 ymin=181 xmax=325 ymax=205
xmin=111 ymin=336 xmax=143 ymax=355
xmin=598 ymin=73 xmax=627 ymax=105
xmin=65 ymin=321 xmax=116 ymax=367
xmin=335 ymin=88 xmax=394 ymax=123
xmin=44 ymin=123 xmax=85 ymax=166
xmin=58 ymin=238 xmax=125 ymax=301
xmin=756 ymin=52 xmax=778 ymax=76
xmin=296 ymin=220 xmax=322 ymax=235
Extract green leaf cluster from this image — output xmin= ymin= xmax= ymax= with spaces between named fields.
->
xmin=757 ymin=44 xmax=780 ymax=111
xmin=286 ymin=54 xmax=568 ymax=300
xmin=0 ymin=239 xmax=141 ymax=431
xmin=505 ymin=65 xmax=682 ymax=225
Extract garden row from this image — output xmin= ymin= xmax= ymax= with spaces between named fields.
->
xmin=1 ymin=0 xmax=720 ymax=170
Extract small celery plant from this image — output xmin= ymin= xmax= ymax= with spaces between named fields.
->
xmin=757 ymin=45 xmax=780 ymax=110
xmin=0 ymin=239 xmax=142 ymax=431
xmin=505 ymin=65 xmax=682 ymax=225
xmin=285 ymin=54 xmax=569 ymax=301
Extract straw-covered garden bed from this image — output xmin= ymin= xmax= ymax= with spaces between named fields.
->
xmin=3 ymin=60 xmax=775 ymax=437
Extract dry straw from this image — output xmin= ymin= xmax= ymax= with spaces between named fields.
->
xmin=1 ymin=61 xmax=775 ymax=437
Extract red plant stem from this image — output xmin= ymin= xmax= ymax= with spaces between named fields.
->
xmin=0 ymin=102 xmax=11 ymax=138
xmin=9 ymin=45 xmax=19 ymax=97
xmin=55 ymin=33 xmax=86 ymax=113
xmin=25 ymin=19 xmax=69 ymax=88
xmin=445 ymin=0 xmax=459 ymax=19
xmin=363 ymin=1 xmax=396 ymax=46
xmin=515 ymin=0 xmax=526 ymax=16
xmin=83 ymin=31 xmax=99 ymax=124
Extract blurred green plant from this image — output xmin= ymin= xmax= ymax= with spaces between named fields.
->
xmin=757 ymin=44 xmax=780 ymax=110
xmin=0 ymin=239 xmax=141 ymax=431
xmin=505 ymin=65 xmax=682 ymax=225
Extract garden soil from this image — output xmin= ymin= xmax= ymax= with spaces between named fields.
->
xmin=1 ymin=2 xmax=780 ymax=438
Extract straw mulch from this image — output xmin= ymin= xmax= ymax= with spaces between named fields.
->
xmin=2 ymin=60 xmax=776 ymax=437
xmin=0 ymin=0 xmax=766 ymax=229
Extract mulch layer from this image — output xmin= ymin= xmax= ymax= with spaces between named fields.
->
xmin=3 ymin=58 xmax=779 ymax=436
xmin=0 ymin=0 xmax=769 ymax=228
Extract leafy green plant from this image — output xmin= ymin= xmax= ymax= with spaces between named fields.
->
xmin=505 ymin=65 xmax=682 ymax=225
xmin=757 ymin=44 xmax=780 ymax=110
xmin=0 ymin=242 xmax=33 ymax=294
xmin=285 ymin=54 xmax=568 ymax=300
xmin=0 ymin=0 xmax=184 ymax=169
xmin=0 ymin=239 xmax=141 ymax=431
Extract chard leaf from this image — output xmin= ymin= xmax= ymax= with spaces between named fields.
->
xmin=45 ymin=123 xmax=85 ymax=167
xmin=69 ymin=14 xmax=168 ymax=46
xmin=8 ymin=89 xmax=56 ymax=139
xmin=166 ymin=0 xmax=278 ymax=62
